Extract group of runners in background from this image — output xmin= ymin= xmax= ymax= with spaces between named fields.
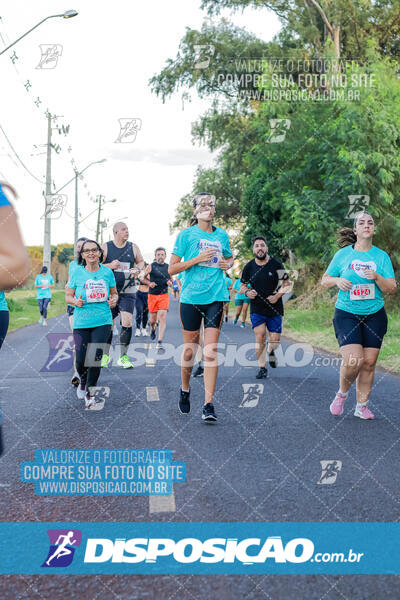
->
xmin=0 ymin=183 xmax=397 ymax=423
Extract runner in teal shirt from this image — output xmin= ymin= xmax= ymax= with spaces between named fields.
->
xmin=322 ymin=211 xmax=396 ymax=422
xmin=35 ymin=266 xmax=54 ymax=326
xmin=67 ymin=263 xmax=116 ymax=329
xmin=169 ymin=192 xmax=234 ymax=423
xmin=172 ymin=224 xmax=232 ymax=304
xmin=326 ymin=244 xmax=394 ymax=316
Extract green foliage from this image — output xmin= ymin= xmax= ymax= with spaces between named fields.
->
xmin=57 ymin=246 xmax=74 ymax=265
xmin=242 ymin=53 xmax=400 ymax=264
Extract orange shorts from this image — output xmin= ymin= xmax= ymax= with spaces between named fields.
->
xmin=148 ymin=293 xmax=169 ymax=313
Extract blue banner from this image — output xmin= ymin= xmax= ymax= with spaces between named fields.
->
xmin=0 ymin=522 xmax=398 ymax=574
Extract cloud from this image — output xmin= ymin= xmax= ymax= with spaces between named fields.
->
xmin=110 ymin=147 xmax=213 ymax=166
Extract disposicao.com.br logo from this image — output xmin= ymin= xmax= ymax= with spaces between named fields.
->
xmin=82 ymin=536 xmax=362 ymax=565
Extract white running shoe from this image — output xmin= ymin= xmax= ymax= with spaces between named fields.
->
xmin=42 ymin=321 xmax=47 ymax=327
xmin=38 ymin=317 xmax=43 ymax=324
xmin=85 ymin=394 xmax=95 ymax=409
xmin=77 ymin=386 xmax=86 ymax=400
xmin=135 ymin=328 xmax=141 ymax=336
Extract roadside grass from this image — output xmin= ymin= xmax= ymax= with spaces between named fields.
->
xmin=5 ymin=290 xmax=67 ymax=333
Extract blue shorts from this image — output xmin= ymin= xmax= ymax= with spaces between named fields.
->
xmin=250 ymin=313 xmax=283 ymax=333
xmin=333 ymin=307 xmax=387 ymax=348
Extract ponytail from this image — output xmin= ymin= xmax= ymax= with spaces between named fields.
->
xmin=337 ymin=227 xmax=356 ymax=248
xmin=189 ymin=215 xmax=198 ymax=227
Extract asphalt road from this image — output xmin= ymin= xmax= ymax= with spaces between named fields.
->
xmin=1 ymin=298 xmax=400 ymax=599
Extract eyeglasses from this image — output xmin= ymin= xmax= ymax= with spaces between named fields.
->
xmin=197 ymin=200 xmax=216 ymax=208
xmin=82 ymin=248 xmax=99 ymax=254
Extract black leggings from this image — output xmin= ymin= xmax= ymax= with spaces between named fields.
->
xmin=38 ymin=298 xmax=50 ymax=318
xmin=135 ymin=290 xmax=149 ymax=329
xmin=73 ymin=324 xmax=111 ymax=390
xmin=0 ymin=311 xmax=9 ymax=350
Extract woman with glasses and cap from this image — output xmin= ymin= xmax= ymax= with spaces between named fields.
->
xmin=35 ymin=266 xmax=55 ymax=327
xmin=65 ymin=240 xmax=118 ymax=409
xmin=322 ymin=211 xmax=396 ymax=420
xmin=169 ymin=193 xmax=234 ymax=423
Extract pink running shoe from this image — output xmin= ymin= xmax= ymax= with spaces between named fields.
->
xmin=330 ymin=392 xmax=347 ymax=416
xmin=354 ymin=404 xmax=374 ymax=420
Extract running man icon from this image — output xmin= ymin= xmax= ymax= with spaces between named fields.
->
xmin=45 ymin=336 xmax=75 ymax=371
xmin=42 ymin=529 xmax=82 ymax=567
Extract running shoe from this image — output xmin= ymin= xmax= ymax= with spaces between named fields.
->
xmin=202 ymin=403 xmax=217 ymax=422
xmin=193 ymin=364 xmax=204 ymax=378
xmin=256 ymin=366 xmax=268 ymax=379
xmin=101 ymin=353 xmax=110 ymax=368
xmin=354 ymin=404 xmax=374 ymax=420
xmin=85 ymin=393 xmax=95 ymax=409
xmin=142 ymin=328 xmax=149 ymax=336
xmin=71 ymin=372 xmax=80 ymax=387
xmin=224 ymin=316 xmax=228 ymax=323
xmin=156 ymin=341 xmax=164 ymax=350
xmin=77 ymin=386 xmax=86 ymax=400
xmin=117 ymin=355 xmax=134 ymax=369
xmin=150 ymin=327 xmax=156 ymax=341
xmin=179 ymin=389 xmax=190 ymax=414
xmin=233 ymin=317 xmax=238 ymax=325
xmin=38 ymin=317 xmax=43 ymax=324
xmin=135 ymin=328 xmax=141 ymax=336
xmin=268 ymin=350 xmax=277 ymax=368
xmin=330 ymin=392 xmax=347 ymax=416
xmin=42 ymin=321 xmax=47 ymax=327
xmin=240 ymin=322 xmax=245 ymax=328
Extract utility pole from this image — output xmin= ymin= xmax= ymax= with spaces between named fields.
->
xmin=95 ymin=195 xmax=104 ymax=242
xmin=43 ymin=112 xmax=52 ymax=270
xmin=74 ymin=170 xmax=79 ymax=240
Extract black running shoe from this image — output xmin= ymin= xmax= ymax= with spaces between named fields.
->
xmin=150 ymin=327 xmax=156 ymax=341
xmin=193 ymin=364 xmax=204 ymax=378
xmin=268 ymin=350 xmax=277 ymax=368
xmin=202 ymin=403 xmax=217 ymax=422
xmin=179 ymin=389 xmax=190 ymax=414
xmin=256 ymin=366 xmax=268 ymax=379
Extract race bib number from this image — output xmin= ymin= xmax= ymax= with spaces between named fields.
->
xmin=85 ymin=279 xmax=108 ymax=303
xmin=115 ymin=261 xmax=130 ymax=273
xmin=41 ymin=279 xmax=49 ymax=288
xmin=197 ymin=239 xmax=222 ymax=269
xmin=350 ymin=284 xmax=375 ymax=300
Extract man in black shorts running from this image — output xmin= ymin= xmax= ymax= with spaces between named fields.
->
xmin=101 ymin=222 xmax=144 ymax=368
xmin=241 ymin=236 xmax=291 ymax=379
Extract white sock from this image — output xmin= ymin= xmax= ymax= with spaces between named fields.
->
xmin=338 ymin=389 xmax=349 ymax=398
xmin=181 ymin=388 xmax=189 ymax=393
xmin=356 ymin=400 xmax=368 ymax=408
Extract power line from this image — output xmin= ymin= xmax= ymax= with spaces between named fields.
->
xmin=0 ymin=124 xmax=44 ymax=184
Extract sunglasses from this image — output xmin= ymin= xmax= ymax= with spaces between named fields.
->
xmin=82 ymin=248 xmax=99 ymax=254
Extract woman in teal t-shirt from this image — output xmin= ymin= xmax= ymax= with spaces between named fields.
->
xmin=35 ymin=266 xmax=54 ymax=326
xmin=66 ymin=239 xmax=118 ymax=409
xmin=0 ymin=292 xmax=9 ymax=351
xmin=169 ymin=192 xmax=234 ymax=423
xmin=322 ymin=211 xmax=396 ymax=421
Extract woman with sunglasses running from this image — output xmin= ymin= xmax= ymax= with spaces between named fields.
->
xmin=65 ymin=240 xmax=118 ymax=409
xmin=322 ymin=211 xmax=396 ymax=420
xmin=169 ymin=193 xmax=233 ymax=423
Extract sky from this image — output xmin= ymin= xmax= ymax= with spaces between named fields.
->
xmin=0 ymin=0 xmax=280 ymax=262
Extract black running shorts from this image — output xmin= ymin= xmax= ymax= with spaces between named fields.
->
xmin=332 ymin=307 xmax=388 ymax=349
xmin=180 ymin=301 xmax=224 ymax=331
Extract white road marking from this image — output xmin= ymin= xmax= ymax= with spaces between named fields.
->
xmin=146 ymin=386 xmax=159 ymax=402
xmin=149 ymin=488 xmax=176 ymax=513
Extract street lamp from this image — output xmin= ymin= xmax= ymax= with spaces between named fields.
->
xmin=0 ymin=10 xmax=78 ymax=56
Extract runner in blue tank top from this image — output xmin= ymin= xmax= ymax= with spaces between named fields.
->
xmin=169 ymin=193 xmax=234 ymax=423
xmin=322 ymin=212 xmax=396 ymax=420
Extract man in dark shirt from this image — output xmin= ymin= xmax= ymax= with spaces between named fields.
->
xmin=144 ymin=247 xmax=172 ymax=348
xmin=241 ymin=236 xmax=291 ymax=378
